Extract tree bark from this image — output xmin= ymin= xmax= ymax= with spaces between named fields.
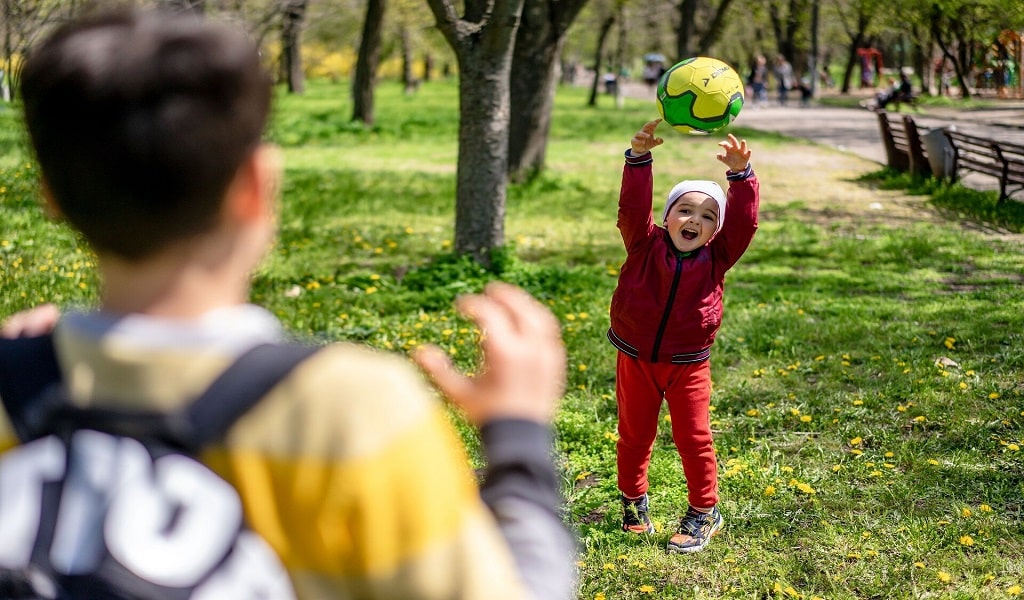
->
xmin=281 ymin=0 xmax=307 ymax=94
xmin=352 ymin=0 xmax=386 ymax=124
xmin=587 ymin=14 xmax=615 ymax=107
xmin=507 ymin=0 xmax=588 ymax=182
xmin=426 ymin=0 xmax=525 ymax=264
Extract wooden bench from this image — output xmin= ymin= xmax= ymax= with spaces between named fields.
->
xmin=942 ymin=130 xmax=1024 ymax=202
xmin=876 ymin=110 xmax=930 ymax=177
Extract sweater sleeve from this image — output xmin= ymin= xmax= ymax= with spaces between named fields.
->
xmin=711 ymin=166 xmax=760 ymax=269
xmin=480 ymin=419 xmax=578 ymax=600
xmin=618 ymin=150 xmax=658 ymax=254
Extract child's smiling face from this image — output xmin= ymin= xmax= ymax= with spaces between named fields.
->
xmin=664 ymin=192 xmax=720 ymax=252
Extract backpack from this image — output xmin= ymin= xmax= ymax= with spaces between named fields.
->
xmin=0 ymin=334 xmax=317 ymax=599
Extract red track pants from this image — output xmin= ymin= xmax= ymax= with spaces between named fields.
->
xmin=615 ymin=353 xmax=719 ymax=508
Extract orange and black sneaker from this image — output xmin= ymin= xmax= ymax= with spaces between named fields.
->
xmin=621 ymin=493 xmax=655 ymax=534
xmin=666 ymin=506 xmax=723 ymax=553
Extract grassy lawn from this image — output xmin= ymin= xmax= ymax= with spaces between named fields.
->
xmin=1 ymin=80 xmax=1022 ymax=599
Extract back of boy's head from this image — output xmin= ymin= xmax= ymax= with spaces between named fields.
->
xmin=21 ymin=7 xmax=272 ymax=261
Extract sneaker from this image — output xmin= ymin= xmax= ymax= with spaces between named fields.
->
xmin=666 ymin=506 xmax=723 ymax=553
xmin=621 ymin=493 xmax=655 ymax=534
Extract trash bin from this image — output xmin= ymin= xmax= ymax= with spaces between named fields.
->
xmin=923 ymin=127 xmax=955 ymax=179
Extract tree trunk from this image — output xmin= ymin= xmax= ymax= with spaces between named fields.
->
xmin=352 ymin=0 xmax=386 ymax=124
xmin=400 ymin=25 xmax=417 ymax=94
xmin=426 ymin=0 xmax=525 ymax=265
xmin=281 ymin=0 xmax=307 ymax=94
xmin=676 ymin=0 xmax=696 ymax=59
xmin=507 ymin=0 xmax=588 ymax=182
xmin=587 ymin=14 xmax=615 ymax=107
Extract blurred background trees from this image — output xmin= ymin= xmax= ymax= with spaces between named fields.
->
xmin=3 ymin=0 xmax=1022 ymax=260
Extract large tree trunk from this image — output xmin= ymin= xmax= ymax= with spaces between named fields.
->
xmin=507 ymin=0 xmax=588 ymax=182
xmin=352 ymin=0 xmax=386 ymax=124
xmin=426 ymin=0 xmax=525 ymax=265
xmin=281 ymin=0 xmax=307 ymax=94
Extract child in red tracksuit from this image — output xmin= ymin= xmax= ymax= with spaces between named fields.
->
xmin=608 ymin=118 xmax=759 ymax=553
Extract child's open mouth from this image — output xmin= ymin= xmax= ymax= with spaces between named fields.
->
xmin=681 ymin=230 xmax=698 ymax=240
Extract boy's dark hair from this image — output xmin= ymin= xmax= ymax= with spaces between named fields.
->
xmin=21 ymin=8 xmax=272 ymax=260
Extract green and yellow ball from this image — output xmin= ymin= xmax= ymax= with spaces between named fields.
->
xmin=657 ymin=56 xmax=744 ymax=135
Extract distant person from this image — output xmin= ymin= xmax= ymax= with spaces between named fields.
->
xmin=4 ymin=7 xmax=576 ymax=599
xmin=609 ymin=119 xmax=760 ymax=553
xmin=747 ymin=54 xmax=769 ymax=107
xmin=774 ymin=55 xmax=794 ymax=105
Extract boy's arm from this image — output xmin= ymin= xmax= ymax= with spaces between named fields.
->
xmin=712 ymin=135 xmax=759 ymax=268
xmin=414 ymin=283 xmax=576 ymax=600
xmin=618 ymin=119 xmax=664 ymax=252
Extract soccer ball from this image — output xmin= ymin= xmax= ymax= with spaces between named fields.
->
xmin=656 ymin=57 xmax=744 ymax=135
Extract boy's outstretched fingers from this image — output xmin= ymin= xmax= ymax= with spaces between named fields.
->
xmin=414 ymin=282 xmax=566 ymax=426
xmin=632 ymin=118 xmax=665 ymax=155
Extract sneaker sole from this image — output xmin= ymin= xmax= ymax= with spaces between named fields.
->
xmin=665 ymin=523 xmax=722 ymax=554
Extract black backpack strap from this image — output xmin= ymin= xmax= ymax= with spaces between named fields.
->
xmin=176 ymin=343 xmax=319 ymax=449
xmin=3 ymin=339 xmax=319 ymax=450
xmin=0 ymin=334 xmax=62 ymax=441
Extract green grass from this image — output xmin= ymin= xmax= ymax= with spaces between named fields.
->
xmin=1 ymin=79 xmax=1022 ymax=599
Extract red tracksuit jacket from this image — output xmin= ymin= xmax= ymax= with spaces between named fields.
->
xmin=607 ymin=150 xmax=760 ymax=363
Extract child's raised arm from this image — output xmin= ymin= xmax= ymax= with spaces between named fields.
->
xmin=716 ymin=133 xmax=751 ymax=172
xmin=631 ymin=119 xmax=664 ymax=156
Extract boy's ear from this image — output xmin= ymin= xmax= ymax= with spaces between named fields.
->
xmin=226 ymin=143 xmax=283 ymax=223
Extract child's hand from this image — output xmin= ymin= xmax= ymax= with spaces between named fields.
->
xmin=716 ymin=133 xmax=751 ymax=172
xmin=1 ymin=303 xmax=60 ymax=338
xmin=414 ymin=282 xmax=566 ymax=426
xmin=631 ymin=119 xmax=664 ymax=156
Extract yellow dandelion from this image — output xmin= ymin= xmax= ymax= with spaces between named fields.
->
xmin=364 ymin=286 xmax=378 ymax=294
xmin=852 ymin=399 xmax=864 ymax=406
xmin=980 ymin=504 xmax=992 ymax=512
xmin=639 ymin=585 xmax=655 ymax=593
xmin=928 ymin=459 xmax=940 ymax=465
xmin=663 ymin=414 xmax=672 ymax=423
xmin=989 ymin=392 xmax=1001 ymax=399
xmin=577 ymin=364 xmax=587 ymax=371
xmin=800 ymin=415 xmax=812 ymax=423
xmin=914 ymin=562 xmax=925 ymax=569
xmin=574 ymin=471 xmax=591 ymax=481
xmin=959 ymin=535 xmax=974 ymax=546
xmin=764 ymin=485 xmax=776 ymax=496
xmin=746 ymin=408 xmax=760 ymax=417
xmin=594 ymin=594 xmax=606 ymax=600
xmin=1007 ymin=585 xmax=1021 ymax=596
xmin=937 ymin=571 xmax=951 ymax=583
xmin=850 ymin=436 xmax=863 ymax=446
xmin=1007 ymin=443 xmax=1020 ymax=452
xmin=617 ymin=554 xmax=628 ymax=561
xmin=602 ymin=563 xmax=614 ymax=570
xmin=913 ymin=415 xmax=927 ymax=423
xmin=962 ymin=507 xmax=972 ymax=518
xmin=796 ymin=482 xmax=815 ymax=495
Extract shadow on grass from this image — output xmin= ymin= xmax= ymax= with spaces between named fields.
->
xmin=854 ymin=168 xmax=1024 ymax=234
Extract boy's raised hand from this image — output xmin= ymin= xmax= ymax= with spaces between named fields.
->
xmin=716 ymin=133 xmax=751 ymax=172
xmin=414 ymin=282 xmax=566 ymax=426
xmin=631 ymin=119 xmax=664 ymax=156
